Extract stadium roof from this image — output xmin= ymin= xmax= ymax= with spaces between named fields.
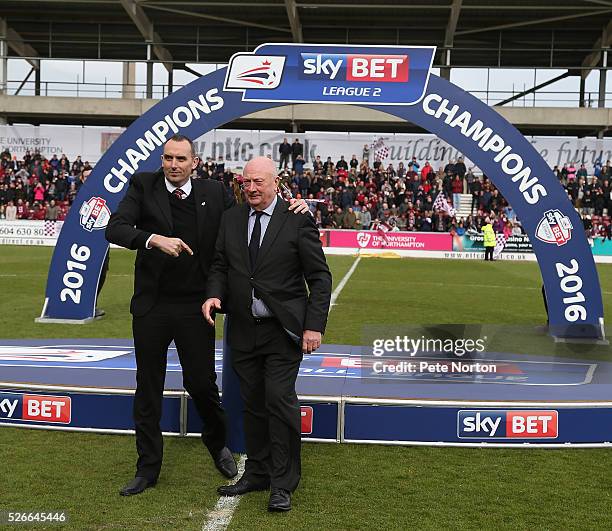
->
xmin=1 ymin=0 xmax=611 ymax=76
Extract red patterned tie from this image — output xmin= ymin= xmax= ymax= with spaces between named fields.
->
xmin=173 ymin=188 xmax=185 ymax=200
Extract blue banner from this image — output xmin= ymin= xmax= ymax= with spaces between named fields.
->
xmin=224 ymin=44 xmax=435 ymax=106
xmin=453 ymin=233 xmax=533 ymax=253
xmin=344 ymin=404 xmax=612 ymax=444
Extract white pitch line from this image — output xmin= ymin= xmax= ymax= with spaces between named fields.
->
xmin=330 ymin=255 xmax=361 ymax=308
xmin=202 ymin=455 xmax=246 ymax=531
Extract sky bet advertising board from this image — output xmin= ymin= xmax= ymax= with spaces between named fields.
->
xmin=42 ymin=43 xmax=604 ymax=341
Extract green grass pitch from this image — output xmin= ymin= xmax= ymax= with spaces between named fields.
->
xmin=0 ymin=246 xmax=611 ymax=529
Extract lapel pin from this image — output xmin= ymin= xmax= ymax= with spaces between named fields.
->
xmin=201 ymin=201 xmax=206 ymax=206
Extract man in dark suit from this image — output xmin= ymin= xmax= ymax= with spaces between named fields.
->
xmin=203 ymin=156 xmax=332 ymax=512
xmin=291 ymin=138 xmax=303 ymax=169
xmin=278 ymin=138 xmax=292 ymax=170
xmin=105 ymin=134 xmax=239 ymax=496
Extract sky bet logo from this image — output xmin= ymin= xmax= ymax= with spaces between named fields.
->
xmin=0 ymin=392 xmax=71 ymax=424
xmin=300 ymin=53 xmax=409 ymax=83
xmin=458 ymin=410 xmax=558 ymax=439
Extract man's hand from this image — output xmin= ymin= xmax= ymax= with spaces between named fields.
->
xmin=202 ymin=298 xmax=222 ymax=326
xmin=302 ymin=330 xmax=322 ymax=354
xmin=150 ymin=234 xmax=193 ymax=257
xmin=288 ymin=197 xmax=310 ymax=215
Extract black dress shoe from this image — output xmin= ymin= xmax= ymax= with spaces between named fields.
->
xmin=211 ymin=447 xmax=238 ymax=479
xmin=119 ymin=476 xmax=156 ymax=496
xmin=268 ymin=488 xmax=291 ymax=512
xmin=217 ymin=475 xmax=270 ymax=496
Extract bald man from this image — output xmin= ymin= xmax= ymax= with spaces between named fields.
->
xmin=203 ymin=157 xmax=332 ymax=512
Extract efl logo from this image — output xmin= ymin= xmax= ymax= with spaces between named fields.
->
xmin=300 ymin=406 xmax=313 ymax=434
xmin=225 ymin=55 xmax=286 ymax=90
xmin=0 ymin=392 xmax=71 ymax=424
xmin=301 ymin=53 xmax=409 ymax=82
xmin=457 ymin=410 xmax=558 ymax=439
xmin=79 ymin=196 xmax=111 ymax=232
xmin=535 ymin=209 xmax=573 ymax=246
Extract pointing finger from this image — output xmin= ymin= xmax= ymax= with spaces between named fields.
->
xmin=180 ymin=241 xmax=194 ymax=255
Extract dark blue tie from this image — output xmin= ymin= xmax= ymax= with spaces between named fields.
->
xmin=249 ymin=211 xmax=263 ymax=270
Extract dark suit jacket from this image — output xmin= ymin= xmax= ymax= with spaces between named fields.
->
xmin=206 ymin=199 xmax=332 ymax=352
xmin=105 ymin=170 xmax=234 ymax=316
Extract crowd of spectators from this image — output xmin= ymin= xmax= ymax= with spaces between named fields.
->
xmin=246 ymin=138 xmax=609 ymax=241
xmin=0 ymin=148 xmax=90 ymax=222
xmin=0 ymin=140 xmax=610 ymax=242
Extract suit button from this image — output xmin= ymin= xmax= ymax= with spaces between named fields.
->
xmin=250 ymin=276 xmax=254 ymax=280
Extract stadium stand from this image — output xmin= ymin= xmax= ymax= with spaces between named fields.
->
xmin=0 ymin=145 xmax=610 ymax=241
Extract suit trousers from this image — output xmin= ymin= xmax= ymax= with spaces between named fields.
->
xmin=279 ymin=153 xmax=290 ymax=169
xmin=132 ymin=302 xmax=226 ymax=481
xmin=232 ymin=318 xmax=302 ymax=492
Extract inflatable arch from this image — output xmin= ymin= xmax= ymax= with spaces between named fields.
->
xmin=39 ymin=44 xmax=604 ymax=341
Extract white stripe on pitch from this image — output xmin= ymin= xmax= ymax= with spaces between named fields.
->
xmin=202 ymin=455 xmax=246 ymax=531
xmin=330 ymin=255 xmax=361 ymax=308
